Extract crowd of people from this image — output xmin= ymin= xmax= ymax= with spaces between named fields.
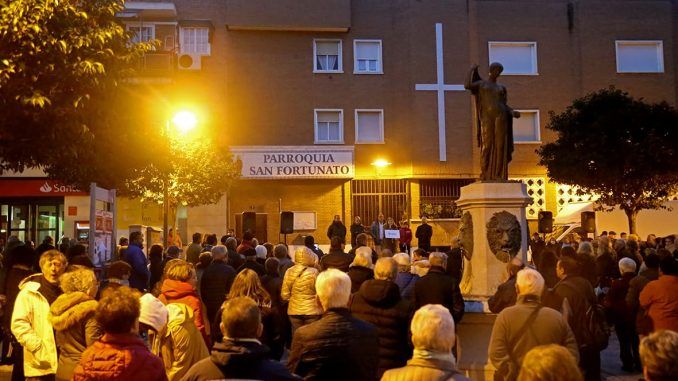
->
xmin=0 ymin=221 xmax=674 ymax=381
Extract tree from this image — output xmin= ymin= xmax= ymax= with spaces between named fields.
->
xmin=0 ymin=0 xmax=241 ymax=208
xmin=0 ymin=0 xmax=152 ymax=178
xmin=538 ymin=88 xmax=678 ymax=234
xmin=124 ymin=134 xmax=242 ymax=229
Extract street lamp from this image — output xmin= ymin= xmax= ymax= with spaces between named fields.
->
xmin=163 ymin=109 xmax=198 ymax=249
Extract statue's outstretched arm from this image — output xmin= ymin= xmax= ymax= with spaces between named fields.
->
xmin=465 ymin=64 xmax=481 ymax=91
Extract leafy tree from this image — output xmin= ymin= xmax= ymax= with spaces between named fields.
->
xmin=124 ymin=134 xmax=242 ymax=228
xmin=0 ymin=0 xmax=241 ymax=210
xmin=538 ymin=88 xmax=678 ymax=234
xmin=0 ymin=0 xmax=152 ymax=177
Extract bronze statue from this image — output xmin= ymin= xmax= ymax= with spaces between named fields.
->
xmin=465 ymin=63 xmax=520 ymax=181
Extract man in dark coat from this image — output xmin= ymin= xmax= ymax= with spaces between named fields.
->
xmin=35 ymin=236 xmax=55 ymax=257
xmin=288 ymin=269 xmax=378 ymax=380
xmin=237 ymin=248 xmax=265 ymax=276
xmin=349 ymin=258 xmax=413 ymax=378
xmin=349 ymin=216 xmax=364 ymax=247
xmin=547 ymin=256 xmax=602 ymax=381
xmin=320 ymin=236 xmax=353 ymax=272
xmin=415 ymin=217 xmax=433 ymax=252
xmin=606 ymin=258 xmax=640 ymax=372
xmin=413 ymin=252 xmax=464 ymax=323
xmin=183 ymin=297 xmax=299 ymax=381
xmin=446 ymin=238 xmax=464 ymax=282
xmin=201 ymin=245 xmax=237 ymax=324
xmin=326 ymin=215 xmax=347 ymax=244
xmin=186 ymin=232 xmax=203 ymax=265
xmin=224 ymin=237 xmax=245 ymax=270
xmin=124 ymin=231 xmax=150 ymax=292
xmin=625 ymin=252 xmax=660 ymax=336
xmin=488 ymin=257 xmax=524 ymax=313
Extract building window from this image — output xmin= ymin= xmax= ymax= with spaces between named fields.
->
xmin=616 ymin=41 xmax=664 ymax=73
xmin=354 ymin=40 xmax=383 ymax=74
xmin=127 ymin=24 xmax=155 ymax=44
xmin=314 ymin=40 xmax=342 ymax=73
xmin=180 ymin=27 xmax=211 ymax=55
xmin=419 ymin=179 xmax=475 ymax=219
xmin=513 ymin=110 xmax=540 ymax=143
xmin=488 ymin=42 xmax=538 ymax=75
xmin=314 ymin=109 xmax=343 ymax=144
xmin=355 ymin=110 xmax=384 ymax=144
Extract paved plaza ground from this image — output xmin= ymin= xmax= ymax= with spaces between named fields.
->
xmin=0 ymin=332 xmax=643 ymax=381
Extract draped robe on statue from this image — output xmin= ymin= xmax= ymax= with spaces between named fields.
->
xmin=467 ymin=67 xmax=515 ymax=181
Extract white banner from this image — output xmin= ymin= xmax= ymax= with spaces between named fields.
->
xmin=231 ymin=146 xmax=354 ymax=179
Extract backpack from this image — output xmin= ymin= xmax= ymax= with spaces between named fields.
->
xmin=584 ymin=301 xmax=610 ymax=351
xmin=558 ymin=282 xmax=610 ymax=351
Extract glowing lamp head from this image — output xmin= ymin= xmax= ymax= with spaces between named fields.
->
xmin=172 ymin=110 xmax=197 ymax=134
xmin=371 ymin=159 xmax=391 ymax=168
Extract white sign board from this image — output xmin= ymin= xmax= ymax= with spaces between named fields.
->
xmin=385 ymin=229 xmax=400 ymax=239
xmin=293 ymin=211 xmax=317 ymax=231
xmin=231 ymin=146 xmax=354 ymax=179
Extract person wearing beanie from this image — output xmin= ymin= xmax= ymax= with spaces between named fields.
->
xmin=139 ymin=294 xmax=209 ymax=381
xmin=97 ymin=261 xmax=131 ymax=299
xmin=237 ymin=248 xmax=265 ymax=276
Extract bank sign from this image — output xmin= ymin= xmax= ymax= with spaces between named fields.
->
xmin=231 ymin=146 xmax=354 ymax=179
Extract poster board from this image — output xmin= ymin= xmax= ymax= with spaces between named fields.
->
xmin=385 ymin=229 xmax=400 ymax=239
xmin=89 ymin=183 xmax=116 ymax=268
xmin=293 ymin=211 xmax=317 ymax=231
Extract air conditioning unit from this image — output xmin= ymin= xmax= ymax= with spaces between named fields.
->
xmin=177 ymin=53 xmax=201 ymax=70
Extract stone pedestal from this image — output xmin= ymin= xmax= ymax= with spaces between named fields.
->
xmin=455 ymin=181 xmax=532 ymax=299
xmin=454 ymin=182 xmax=531 ymax=380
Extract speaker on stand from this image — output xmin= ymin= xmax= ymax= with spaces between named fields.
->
xmin=280 ymin=211 xmax=294 ymax=244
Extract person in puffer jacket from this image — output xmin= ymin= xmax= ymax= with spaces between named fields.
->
xmin=349 ymin=258 xmax=413 ymax=378
xmin=139 ymin=294 xmax=209 ymax=381
xmin=281 ymin=247 xmax=322 ymax=334
xmin=73 ymin=286 xmax=166 ymax=381
xmin=158 ymin=260 xmax=210 ymax=346
xmin=49 ymin=267 xmax=102 ymax=381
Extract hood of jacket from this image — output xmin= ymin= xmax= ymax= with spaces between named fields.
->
xmin=358 ymin=279 xmax=402 ymax=308
xmin=49 ymin=291 xmax=97 ymax=331
xmin=210 ymin=340 xmax=270 ymax=369
xmin=18 ymin=273 xmax=43 ymax=290
xmin=294 ymin=247 xmax=317 ymax=266
xmin=165 ymin=302 xmax=193 ymax=335
xmin=161 ymin=278 xmax=197 ymax=299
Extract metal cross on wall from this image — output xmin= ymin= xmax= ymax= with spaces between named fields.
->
xmin=415 ymin=23 xmax=465 ymax=162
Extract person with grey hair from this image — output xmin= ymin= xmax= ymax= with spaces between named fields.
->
xmin=348 ymin=246 xmax=375 ymax=293
xmin=489 ymin=268 xmax=578 ymax=381
xmin=605 ymin=257 xmax=640 ymax=372
xmin=349 ymin=258 xmax=413 ymax=378
xmin=200 ymin=244 xmax=237 ymax=324
xmin=274 ymin=243 xmax=293 ymax=277
xmin=288 ymin=269 xmax=378 ymax=380
xmin=224 ymin=236 xmax=244 ymax=270
xmin=576 ymin=241 xmax=598 ymax=287
xmin=12 ymin=250 xmax=67 ymax=379
xmin=49 ymin=267 xmax=102 ymax=381
xmin=414 ymin=252 xmax=464 ymax=322
xmin=639 ymin=330 xmax=678 ymax=381
xmin=393 ymin=253 xmax=419 ymax=300
xmin=382 ymin=304 xmax=470 ymax=381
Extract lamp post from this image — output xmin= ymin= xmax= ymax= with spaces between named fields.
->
xmin=163 ymin=110 xmax=197 ymax=249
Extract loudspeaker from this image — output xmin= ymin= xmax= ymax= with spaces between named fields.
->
xmin=581 ymin=211 xmax=596 ymax=233
xmin=242 ymin=212 xmax=256 ymax=236
xmin=280 ymin=211 xmax=294 ymax=234
xmin=538 ymin=211 xmax=553 ymax=233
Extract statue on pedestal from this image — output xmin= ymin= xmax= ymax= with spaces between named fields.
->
xmin=465 ymin=63 xmax=520 ymax=181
